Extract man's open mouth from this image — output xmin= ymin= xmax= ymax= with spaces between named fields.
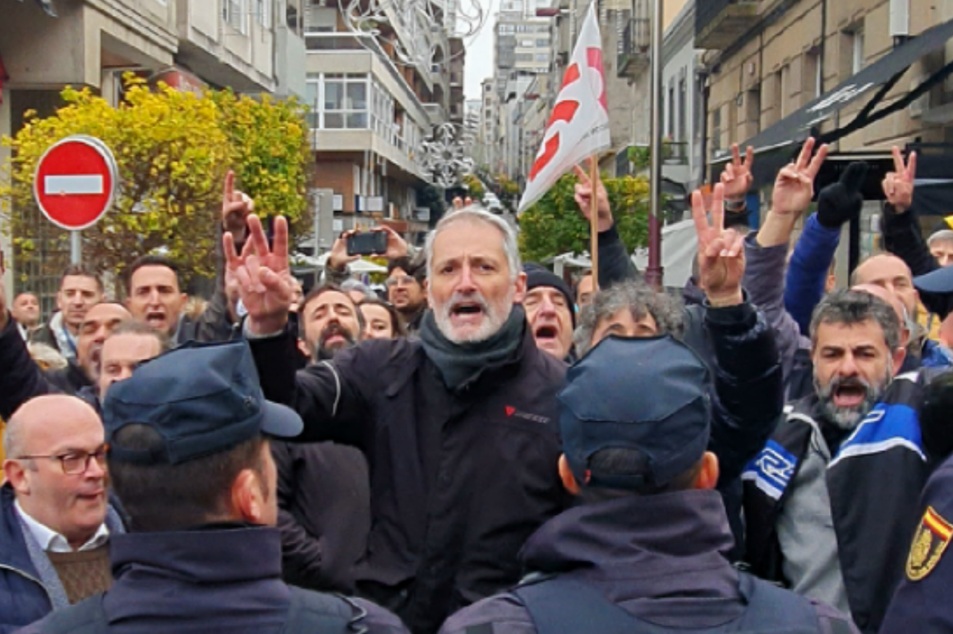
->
xmin=452 ymin=302 xmax=484 ymax=316
xmin=534 ymin=325 xmax=558 ymax=341
xmin=145 ymin=311 xmax=166 ymax=328
xmin=833 ymin=383 xmax=868 ymax=408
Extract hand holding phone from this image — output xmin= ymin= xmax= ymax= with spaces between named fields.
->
xmin=346 ymin=231 xmax=388 ymax=256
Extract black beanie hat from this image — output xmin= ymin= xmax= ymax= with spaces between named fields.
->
xmin=523 ymin=263 xmax=576 ymax=327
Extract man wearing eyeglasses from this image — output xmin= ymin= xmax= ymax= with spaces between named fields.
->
xmin=0 ymin=394 xmax=123 ymax=633
xmin=386 ymin=257 xmax=427 ymax=334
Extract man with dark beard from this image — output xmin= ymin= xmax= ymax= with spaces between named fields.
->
xmin=271 ymin=284 xmax=372 ymax=594
xmin=742 ymin=289 xmax=930 ymax=634
xmin=296 ymin=285 xmax=364 ymax=361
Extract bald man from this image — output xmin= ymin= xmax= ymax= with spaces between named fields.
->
xmin=0 ymin=395 xmax=124 ymax=632
xmin=850 ymin=253 xmax=953 ymax=369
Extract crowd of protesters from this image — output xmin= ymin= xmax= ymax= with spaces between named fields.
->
xmin=2 ymin=139 xmax=953 ymax=633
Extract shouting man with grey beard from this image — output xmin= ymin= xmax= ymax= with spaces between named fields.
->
xmin=227 ymin=206 xmax=567 ymax=634
xmin=741 ymin=289 xmax=931 ymax=634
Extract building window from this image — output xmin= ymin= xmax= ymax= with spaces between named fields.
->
xmin=223 ymin=0 xmax=247 ymax=34
xmin=667 ymin=83 xmax=675 ymax=138
xmin=255 ymin=0 xmax=270 ymax=28
xmin=305 ymin=74 xmax=319 ymax=129
xmin=323 ymin=74 xmax=369 ymax=129
xmin=304 ymin=74 xmax=372 ymax=130
xmin=747 ymin=86 xmax=761 ymax=136
xmin=803 ymin=49 xmax=822 ymax=102
xmin=852 ymin=28 xmax=865 ymax=73
xmin=677 ymin=76 xmax=687 ymax=143
xmin=712 ymin=106 xmax=722 ymax=153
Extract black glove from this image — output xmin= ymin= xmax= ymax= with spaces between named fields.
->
xmin=816 ymin=161 xmax=868 ymax=228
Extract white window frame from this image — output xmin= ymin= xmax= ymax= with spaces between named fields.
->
xmin=320 ymin=73 xmax=371 ymax=130
xmin=224 ymin=0 xmax=248 ymax=35
xmin=852 ymin=28 xmax=865 ymax=73
xmin=256 ymin=0 xmax=270 ymax=29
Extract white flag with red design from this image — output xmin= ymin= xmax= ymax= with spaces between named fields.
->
xmin=517 ymin=3 xmax=611 ymax=213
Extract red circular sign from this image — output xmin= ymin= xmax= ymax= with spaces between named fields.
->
xmin=33 ymin=136 xmax=117 ymax=230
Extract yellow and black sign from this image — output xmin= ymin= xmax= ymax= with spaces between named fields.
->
xmin=907 ymin=506 xmax=953 ymax=581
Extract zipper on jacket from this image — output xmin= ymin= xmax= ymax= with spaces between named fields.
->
xmin=0 ymin=562 xmax=55 ymax=605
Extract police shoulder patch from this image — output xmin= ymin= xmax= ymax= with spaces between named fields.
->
xmin=907 ymin=506 xmax=953 ymax=581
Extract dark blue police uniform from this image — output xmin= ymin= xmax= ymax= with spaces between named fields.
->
xmin=881 ymin=454 xmax=953 ymax=633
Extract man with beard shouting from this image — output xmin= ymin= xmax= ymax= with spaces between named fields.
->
xmin=228 ymin=206 xmax=566 ymax=634
xmin=742 ymin=289 xmax=929 ymax=634
xmin=271 ymin=284 xmax=372 ymax=595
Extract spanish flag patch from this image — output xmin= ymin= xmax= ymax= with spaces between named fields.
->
xmin=907 ymin=506 xmax=953 ymax=581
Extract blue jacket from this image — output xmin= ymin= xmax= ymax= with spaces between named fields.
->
xmin=439 ymin=490 xmax=856 ymax=634
xmin=0 ymin=484 xmax=123 ymax=633
xmin=784 ymin=213 xmax=841 ymax=336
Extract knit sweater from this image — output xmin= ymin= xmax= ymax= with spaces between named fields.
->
xmin=46 ymin=544 xmax=112 ymax=604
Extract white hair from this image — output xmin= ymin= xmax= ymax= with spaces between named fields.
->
xmin=928 ymin=229 xmax=953 ymax=247
xmin=424 ymin=205 xmax=521 ymax=281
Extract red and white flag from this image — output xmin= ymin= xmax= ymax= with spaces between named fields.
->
xmin=518 ymin=3 xmax=611 ymax=213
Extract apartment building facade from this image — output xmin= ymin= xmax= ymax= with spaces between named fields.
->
xmin=699 ymin=0 xmax=953 ymax=260
xmin=0 ymin=0 xmax=307 ymax=299
xmin=303 ymin=0 xmax=465 ymax=238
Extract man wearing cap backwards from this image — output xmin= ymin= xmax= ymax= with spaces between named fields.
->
xmin=18 ymin=340 xmax=407 ymax=634
xmin=522 ymin=263 xmax=576 ymax=361
xmin=227 ymin=208 xmax=567 ymax=634
xmin=439 ymin=336 xmax=857 ymax=634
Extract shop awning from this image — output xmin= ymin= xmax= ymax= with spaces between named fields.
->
xmin=712 ymin=17 xmax=953 ymax=185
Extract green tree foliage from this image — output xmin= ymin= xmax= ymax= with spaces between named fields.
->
xmin=0 ymin=76 xmax=312 ymax=286
xmin=461 ymin=173 xmax=485 ymax=201
xmin=518 ymin=172 xmax=650 ymax=264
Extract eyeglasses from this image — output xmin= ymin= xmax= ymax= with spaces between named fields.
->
xmin=17 ymin=447 xmax=108 ymax=475
xmin=386 ymin=275 xmax=417 ymax=288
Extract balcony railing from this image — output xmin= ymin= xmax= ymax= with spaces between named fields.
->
xmin=663 ymin=141 xmax=689 ymax=165
xmin=617 ymin=18 xmax=650 ymax=78
xmin=695 ymin=0 xmax=761 ymax=50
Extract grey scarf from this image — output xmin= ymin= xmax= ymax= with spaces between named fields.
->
xmin=419 ymin=305 xmax=526 ymax=392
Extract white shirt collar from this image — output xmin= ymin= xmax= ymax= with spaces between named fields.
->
xmin=14 ymin=500 xmax=110 ymax=553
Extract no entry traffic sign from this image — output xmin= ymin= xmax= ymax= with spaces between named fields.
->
xmin=33 ymin=135 xmax=118 ymax=230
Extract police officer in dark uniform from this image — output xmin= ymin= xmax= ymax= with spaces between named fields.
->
xmin=879 ymin=372 xmax=953 ymax=633
xmin=438 ymin=336 xmax=857 ymax=634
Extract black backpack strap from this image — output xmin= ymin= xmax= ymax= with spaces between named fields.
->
xmin=32 ymin=594 xmax=109 ymax=634
xmin=282 ymin=586 xmax=363 ymax=633
xmin=512 ymin=576 xmax=641 ymax=634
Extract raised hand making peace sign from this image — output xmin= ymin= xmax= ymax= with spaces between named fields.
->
xmin=883 ymin=145 xmax=917 ymax=214
xmin=720 ymin=143 xmax=755 ymax=203
xmin=771 ymin=137 xmax=829 ymax=217
xmin=692 ymin=183 xmax=745 ymax=308
xmin=224 ymin=214 xmax=293 ymax=335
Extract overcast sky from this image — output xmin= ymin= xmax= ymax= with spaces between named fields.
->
xmin=464 ymin=0 xmax=501 ymax=101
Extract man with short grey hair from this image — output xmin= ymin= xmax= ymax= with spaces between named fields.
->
xmin=927 ymin=229 xmax=953 ymax=267
xmin=226 ymin=209 xmax=567 ymax=633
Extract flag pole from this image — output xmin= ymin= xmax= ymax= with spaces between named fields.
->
xmin=645 ymin=0 xmax=664 ymax=290
xmin=589 ymin=155 xmax=600 ymax=291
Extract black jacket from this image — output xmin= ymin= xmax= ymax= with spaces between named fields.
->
xmin=0 ymin=314 xmax=96 ymax=420
xmin=248 ymin=326 xmax=568 ymax=634
xmin=17 ymin=525 xmax=406 ymax=634
xmin=272 ymin=440 xmax=371 ymax=593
